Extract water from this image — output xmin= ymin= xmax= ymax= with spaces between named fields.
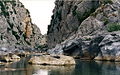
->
xmin=0 ymin=58 xmax=120 ymax=75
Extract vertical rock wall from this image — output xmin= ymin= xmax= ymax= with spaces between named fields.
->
xmin=0 ymin=0 xmax=43 ymax=54
xmin=47 ymin=0 xmax=100 ymax=48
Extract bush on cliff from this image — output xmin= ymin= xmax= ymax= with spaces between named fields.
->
xmin=107 ymin=23 xmax=120 ymax=32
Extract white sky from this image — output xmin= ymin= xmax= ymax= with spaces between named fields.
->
xmin=19 ymin=0 xmax=55 ymax=34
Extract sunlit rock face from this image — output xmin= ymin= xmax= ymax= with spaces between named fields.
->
xmin=47 ymin=0 xmax=120 ymax=60
xmin=0 ymin=0 xmax=43 ymax=54
xmin=29 ymin=55 xmax=76 ymax=65
xmin=95 ymin=32 xmax=120 ymax=61
xmin=47 ymin=0 xmax=100 ymax=48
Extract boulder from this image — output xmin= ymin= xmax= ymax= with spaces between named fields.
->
xmin=47 ymin=35 xmax=104 ymax=59
xmin=47 ymin=38 xmax=83 ymax=58
xmin=0 ymin=61 xmax=5 ymax=65
xmin=95 ymin=32 xmax=120 ymax=61
xmin=0 ymin=54 xmax=20 ymax=62
xmin=0 ymin=55 xmax=12 ymax=62
xmin=28 ymin=55 xmax=76 ymax=65
xmin=11 ymin=55 xmax=20 ymax=59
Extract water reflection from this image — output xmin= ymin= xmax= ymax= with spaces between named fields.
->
xmin=0 ymin=58 xmax=32 ymax=75
xmin=33 ymin=70 xmax=48 ymax=75
xmin=1 ymin=59 xmax=120 ymax=75
xmin=30 ymin=65 xmax=75 ymax=75
xmin=0 ymin=58 xmax=75 ymax=75
xmin=73 ymin=60 xmax=120 ymax=75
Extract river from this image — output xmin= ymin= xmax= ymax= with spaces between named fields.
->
xmin=0 ymin=58 xmax=120 ymax=75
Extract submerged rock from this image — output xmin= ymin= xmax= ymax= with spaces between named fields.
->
xmin=28 ymin=55 xmax=76 ymax=65
xmin=0 ymin=54 xmax=20 ymax=62
xmin=0 ymin=55 xmax=11 ymax=62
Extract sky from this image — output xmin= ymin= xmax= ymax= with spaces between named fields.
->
xmin=19 ymin=0 xmax=55 ymax=34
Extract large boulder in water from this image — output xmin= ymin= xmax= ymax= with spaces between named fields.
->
xmin=28 ymin=55 xmax=76 ymax=66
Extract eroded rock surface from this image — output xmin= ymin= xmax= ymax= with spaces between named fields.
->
xmin=47 ymin=0 xmax=120 ymax=60
xmin=95 ymin=32 xmax=120 ymax=61
xmin=29 ymin=55 xmax=76 ymax=65
xmin=0 ymin=0 xmax=44 ymax=55
xmin=47 ymin=0 xmax=100 ymax=48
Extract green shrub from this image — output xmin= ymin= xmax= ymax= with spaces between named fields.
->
xmin=100 ymin=0 xmax=113 ymax=4
xmin=107 ymin=23 xmax=120 ymax=32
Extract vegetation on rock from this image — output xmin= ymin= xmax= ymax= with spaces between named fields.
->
xmin=107 ymin=23 xmax=120 ymax=32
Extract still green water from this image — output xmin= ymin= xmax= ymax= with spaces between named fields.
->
xmin=0 ymin=58 xmax=120 ymax=75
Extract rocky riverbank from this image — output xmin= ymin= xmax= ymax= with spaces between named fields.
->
xmin=1 ymin=0 xmax=120 ymax=66
xmin=0 ymin=0 xmax=47 ymax=56
xmin=47 ymin=0 xmax=120 ymax=61
xmin=0 ymin=50 xmax=76 ymax=66
xmin=0 ymin=0 xmax=47 ymax=65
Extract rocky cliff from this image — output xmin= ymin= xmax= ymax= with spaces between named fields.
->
xmin=0 ymin=0 xmax=43 ymax=55
xmin=47 ymin=0 xmax=101 ymax=48
xmin=47 ymin=0 xmax=120 ymax=61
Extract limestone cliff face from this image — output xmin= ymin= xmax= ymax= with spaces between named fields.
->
xmin=47 ymin=0 xmax=120 ymax=48
xmin=0 ymin=0 xmax=43 ymax=53
xmin=47 ymin=0 xmax=120 ymax=60
xmin=47 ymin=0 xmax=100 ymax=48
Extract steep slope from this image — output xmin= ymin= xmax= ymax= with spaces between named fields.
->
xmin=0 ymin=0 xmax=43 ymax=54
xmin=47 ymin=0 xmax=120 ymax=60
xmin=47 ymin=0 xmax=100 ymax=48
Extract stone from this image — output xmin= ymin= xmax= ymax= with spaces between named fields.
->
xmin=47 ymin=0 xmax=100 ymax=48
xmin=0 ymin=61 xmax=5 ymax=65
xmin=47 ymin=44 xmax=64 ymax=55
xmin=63 ymin=38 xmax=82 ymax=57
xmin=47 ymin=35 xmax=104 ymax=59
xmin=0 ymin=55 xmax=12 ymax=62
xmin=77 ymin=16 xmax=104 ymax=36
xmin=47 ymin=38 xmax=82 ymax=58
xmin=28 ymin=55 xmax=76 ymax=65
xmin=95 ymin=32 xmax=120 ymax=61
xmin=0 ymin=0 xmax=45 ymax=55
xmin=0 ymin=54 xmax=21 ymax=62
xmin=11 ymin=55 xmax=20 ymax=59
xmin=47 ymin=0 xmax=120 ymax=61
xmin=88 ymin=35 xmax=105 ymax=59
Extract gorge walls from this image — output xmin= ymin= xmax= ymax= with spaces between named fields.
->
xmin=47 ymin=0 xmax=120 ymax=60
xmin=47 ymin=0 xmax=100 ymax=48
xmin=0 ymin=0 xmax=43 ymax=54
